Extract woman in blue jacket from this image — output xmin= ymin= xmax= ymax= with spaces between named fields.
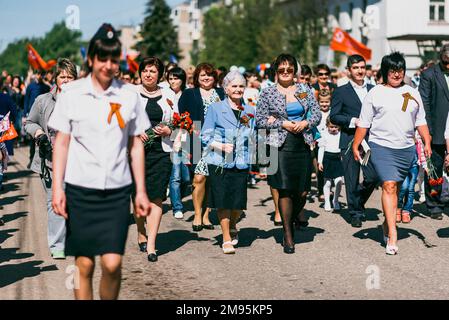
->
xmin=201 ymin=71 xmax=256 ymax=254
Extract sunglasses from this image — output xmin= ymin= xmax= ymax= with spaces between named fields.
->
xmin=277 ymin=68 xmax=295 ymax=74
xmin=318 ymin=72 xmax=329 ymax=76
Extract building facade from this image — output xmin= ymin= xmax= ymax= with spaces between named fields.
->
xmin=327 ymin=0 xmax=449 ymax=73
xmin=171 ymin=0 xmax=203 ymax=68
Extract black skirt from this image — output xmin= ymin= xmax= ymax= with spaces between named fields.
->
xmin=65 ymin=183 xmax=132 ymax=257
xmin=145 ymin=145 xmax=172 ymax=201
xmin=207 ymin=165 xmax=248 ymax=210
xmin=323 ymin=151 xmax=344 ymax=179
xmin=268 ymin=133 xmax=312 ymax=192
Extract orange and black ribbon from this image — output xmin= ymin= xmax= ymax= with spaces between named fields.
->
xmin=108 ymin=102 xmax=125 ymax=129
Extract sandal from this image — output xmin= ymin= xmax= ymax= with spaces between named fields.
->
xmin=396 ymin=208 xmax=402 ymax=223
xmin=222 ymin=241 xmax=235 ymax=254
xmin=401 ymin=211 xmax=411 ymax=223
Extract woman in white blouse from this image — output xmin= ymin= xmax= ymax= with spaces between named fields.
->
xmin=49 ymin=24 xmax=151 ymax=299
xmin=352 ymin=52 xmax=431 ymax=255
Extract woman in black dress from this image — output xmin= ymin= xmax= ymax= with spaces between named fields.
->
xmin=136 ymin=57 xmax=179 ymax=262
xmin=256 ymin=54 xmax=321 ymax=254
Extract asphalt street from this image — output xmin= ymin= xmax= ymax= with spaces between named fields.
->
xmin=1 ymin=147 xmax=449 ymax=299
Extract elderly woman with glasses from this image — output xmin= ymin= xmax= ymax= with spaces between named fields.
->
xmin=256 ymin=53 xmax=321 ymax=254
xmin=352 ymin=52 xmax=431 ymax=255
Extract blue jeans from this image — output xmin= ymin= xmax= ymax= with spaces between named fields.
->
xmin=169 ymin=152 xmax=191 ymax=213
xmin=398 ymin=155 xmax=419 ymax=212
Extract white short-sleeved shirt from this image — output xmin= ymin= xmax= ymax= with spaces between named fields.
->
xmin=358 ymin=84 xmax=426 ymax=149
xmin=48 ymin=75 xmax=151 ymax=190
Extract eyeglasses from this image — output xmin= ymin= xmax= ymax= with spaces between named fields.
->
xmin=318 ymin=72 xmax=329 ymax=76
xmin=277 ymin=68 xmax=295 ymax=74
xmin=388 ymin=69 xmax=405 ymax=75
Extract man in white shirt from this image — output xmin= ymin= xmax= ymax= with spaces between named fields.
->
xmin=329 ymin=55 xmax=379 ymax=228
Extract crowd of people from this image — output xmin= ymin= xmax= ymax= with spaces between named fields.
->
xmin=1 ymin=22 xmax=449 ymax=300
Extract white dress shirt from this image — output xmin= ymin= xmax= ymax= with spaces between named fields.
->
xmin=359 ymin=84 xmax=427 ymax=149
xmin=349 ymin=80 xmax=369 ymax=128
xmin=48 ymin=75 xmax=150 ymax=190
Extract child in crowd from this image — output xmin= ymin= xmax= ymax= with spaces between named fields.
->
xmin=396 ymin=141 xmax=419 ymax=223
xmin=318 ymin=118 xmax=344 ymax=212
xmin=312 ymin=89 xmax=331 ymax=201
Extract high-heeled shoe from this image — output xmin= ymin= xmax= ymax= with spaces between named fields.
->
xmin=147 ymin=253 xmax=158 ymax=262
xmin=282 ymin=239 xmax=295 ymax=254
xmin=138 ymin=242 xmax=147 ymax=253
xmin=192 ymin=224 xmax=203 ymax=232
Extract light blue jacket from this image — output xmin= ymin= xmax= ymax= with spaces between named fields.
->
xmin=201 ymin=99 xmax=256 ymax=169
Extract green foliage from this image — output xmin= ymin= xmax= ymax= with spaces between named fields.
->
xmin=200 ymin=0 xmax=330 ymax=69
xmin=136 ymin=0 xmax=181 ymax=62
xmin=0 ymin=21 xmax=82 ymax=76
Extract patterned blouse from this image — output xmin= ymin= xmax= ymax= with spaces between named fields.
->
xmin=201 ymin=89 xmax=220 ymax=117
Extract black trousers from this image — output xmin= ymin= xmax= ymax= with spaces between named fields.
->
xmin=425 ymin=144 xmax=446 ymax=214
xmin=341 ymin=148 xmax=379 ymax=218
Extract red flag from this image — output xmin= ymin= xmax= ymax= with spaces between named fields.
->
xmin=330 ymin=28 xmax=372 ymax=61
xmin=127 ymin=55 xmax=139 ymax=74
xmin=27 ymin=44 xmax=57 ymax=71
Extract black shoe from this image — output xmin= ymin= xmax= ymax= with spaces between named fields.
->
xmin=138 ymin=242 xmax=147 ymax=253
xmin=274 ymin=220 xmax=283 ymax=227
xmin=361 ymin=214 xmax=367 ymax=222
xmin=192 ymin=224 xmax=203 ymax=232
xmin=431 ymin=213 xmax=443 ymax=220
xmin=299 ymin=221 xmax=309 ymax=228
xmin=351 ymin=217 xmax=362 ymax=228
xmin=147 ymin=253 xmax=158 ymax=262
xmin=283 ymin=239 xmax=295 ymax=254
xmin=202 ymin=224 xmax=214 ymax=230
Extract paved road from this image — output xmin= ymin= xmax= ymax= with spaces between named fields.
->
xmin=2 ymin=146 xmax=449 ymax=300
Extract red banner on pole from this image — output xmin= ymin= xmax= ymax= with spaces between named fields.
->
xmin=127 ymin=55 xmax=139 ymax=74
xmin=330 ymin=28 xmax=372 ymax=61
xmin=27 ymin=44 xmax=57 ymax=71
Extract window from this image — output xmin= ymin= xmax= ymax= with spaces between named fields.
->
xmin=430 ymin=0 xmax=445 ymax=21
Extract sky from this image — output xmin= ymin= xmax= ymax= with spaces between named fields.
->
xmin=0 ymin=0 xmax=183 ymax=52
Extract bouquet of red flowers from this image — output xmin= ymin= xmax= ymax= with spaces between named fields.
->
xmin=144 ymin=112 xmax=194 ymax=149
xmin=426 ymin=157 xmax=443 ymax=197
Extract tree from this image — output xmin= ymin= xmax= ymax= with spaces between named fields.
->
xmin=200 ymin=0 xmax=330 ymax=69
xmin=0 ymin=21 xmax=82 ymax=76
xmin=135 ymin=0 xmax=181 ymax=62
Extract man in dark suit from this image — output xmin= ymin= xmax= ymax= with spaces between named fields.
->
xmin=330 ymin=55 xmax=379 ymax=228
xmin=419 ymin=44 xmax=449 ymax=220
